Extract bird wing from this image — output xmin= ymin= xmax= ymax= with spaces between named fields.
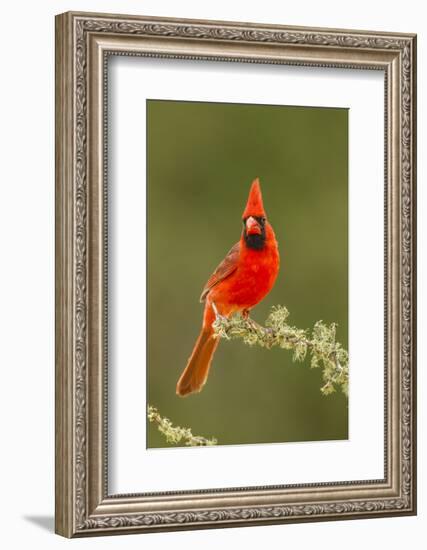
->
xmin=200 ymin=241 xmax=240 ymax=302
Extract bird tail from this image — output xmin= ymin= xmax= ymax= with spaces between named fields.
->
xmin=176 ymin=325 xmax=219 ymax=397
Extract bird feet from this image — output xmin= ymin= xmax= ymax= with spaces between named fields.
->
xmin=211 ymin=301 xmax=227 ymax=323
xmin=211 ymin=303 xmax=265 ymax=335
xmin=242 ymin=308 xmax=250 ymax=320
xmin=241 ymin=309 xmax=264 ymax=332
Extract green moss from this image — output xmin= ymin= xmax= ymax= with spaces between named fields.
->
xmin=148 ymin=406 xmax=217 ymax=446
xmin=213 ymin=305 xmax=349 ymax=397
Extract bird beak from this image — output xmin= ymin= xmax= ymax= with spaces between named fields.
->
xmin=245 ymin=216 xmax=262 ymax=235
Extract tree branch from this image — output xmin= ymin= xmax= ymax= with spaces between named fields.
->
xmin=148 ymin=306 xmax=347 ymax=447
xmin=147 ymin=405 xmax=217 ymax=446
xmin=212 ymin=305 xmax=349 ymax=397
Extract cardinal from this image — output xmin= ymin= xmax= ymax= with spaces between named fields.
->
xmin=176 ymin=178 xmax=280 ymax=397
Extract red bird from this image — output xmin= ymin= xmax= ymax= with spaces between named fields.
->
xmin=176 ymin=178 xmax=280 ymax=397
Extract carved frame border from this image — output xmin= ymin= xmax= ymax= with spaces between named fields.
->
xmin=55 ymin=11 xmax=416 ymax=537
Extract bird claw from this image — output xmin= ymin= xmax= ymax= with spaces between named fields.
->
xmin=242 ymin=308 xmax=250 ymax=320
xmin=242 ymin=309 xmax=260 ymax=330
xmin=211 ymin=301 xmax=227 ymax=323
xmin=241 ymin=313 xmax=260 ymax=331
xmin=247 ymin=318 xmax=260 ymax=330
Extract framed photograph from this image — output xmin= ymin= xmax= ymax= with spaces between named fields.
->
xmin=55 ymin=11 xmax=417 ymax=537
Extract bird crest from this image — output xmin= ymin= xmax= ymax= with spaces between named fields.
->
xmin=242 ymin=178 xmax=266 ymax=219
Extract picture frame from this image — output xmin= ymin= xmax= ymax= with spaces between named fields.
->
xmin=55 ymin=11 xmax=417 ymax=537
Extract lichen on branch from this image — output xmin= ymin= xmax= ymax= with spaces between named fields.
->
xmin=148 ymin=405 xmax=217 ymax=446
xmin=212 ymin=305 xmax=349 ymax=397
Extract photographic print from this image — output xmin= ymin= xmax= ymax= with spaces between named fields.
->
xmin=56 ymin=12 xmax=416 ymax=537
xmin=147 ymin=99 xmax=349 ymax=448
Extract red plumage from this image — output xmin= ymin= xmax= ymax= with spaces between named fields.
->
xmin=176 ymin=178 xmax=280 ymax=397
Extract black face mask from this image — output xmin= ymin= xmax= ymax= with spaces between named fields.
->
xmin=243 ymin=217 xmax=266 ymax=250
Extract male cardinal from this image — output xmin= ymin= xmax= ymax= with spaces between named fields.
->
xmin=176 ymin=178 xmax=280 ymax=397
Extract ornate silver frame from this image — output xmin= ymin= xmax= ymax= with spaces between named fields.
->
xmin=55 ymin=11 xmax=417 ymax=537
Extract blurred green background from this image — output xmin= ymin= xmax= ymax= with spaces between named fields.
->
xmin=147 ymin=99 xmax=348 ymax=448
